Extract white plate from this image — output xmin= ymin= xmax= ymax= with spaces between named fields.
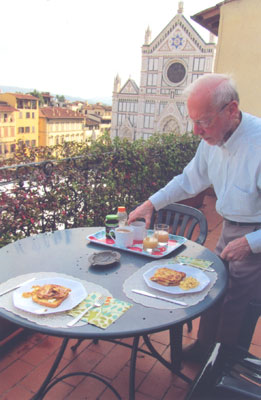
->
xmin=13 ymin=277 xmax=87 ymax=314
xmin=143 ymin=264 xmax=210 ymax=294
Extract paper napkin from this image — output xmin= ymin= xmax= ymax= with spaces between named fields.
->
xmin=67 ymin=292 xmax=133 ymax=329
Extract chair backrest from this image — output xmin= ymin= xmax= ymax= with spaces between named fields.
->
xmin=149 ymin=203 xmax=208 ymax=245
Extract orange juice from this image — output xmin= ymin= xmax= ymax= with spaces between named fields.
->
xmin=143 ymin=236 xmax=158 ymax=253
xmin=154 ymin=224 xmax=169 ymax=245
xmin=154 ymin=230 xmax=169 ymax=244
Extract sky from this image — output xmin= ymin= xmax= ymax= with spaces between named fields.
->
xmin=0 ymin=0 xmax=219 ymax=102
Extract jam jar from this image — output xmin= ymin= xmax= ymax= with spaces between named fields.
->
xmin=105 ymin=214 xmax=119 ymax=239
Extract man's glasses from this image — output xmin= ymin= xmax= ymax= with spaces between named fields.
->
xmin=187 ymin=102 xmax=230 ymax=129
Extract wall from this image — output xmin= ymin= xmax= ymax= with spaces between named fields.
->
xmin=215 ymin=0 xmax=261 ymax=117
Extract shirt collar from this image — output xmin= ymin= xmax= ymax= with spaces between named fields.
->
xmin=221 ymin=112 xmax=246 ymax=154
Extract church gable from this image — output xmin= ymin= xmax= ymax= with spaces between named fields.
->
xmin=120 ymin=79 xmax=139 ymax=95
xmin=158 ymin=26 xmax=198 ymax=53
xmin=145 ymin=14 xmax=209 ymax=55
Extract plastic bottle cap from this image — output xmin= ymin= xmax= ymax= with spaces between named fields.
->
xmin=118 ymin=206 xmax=126 ymax=212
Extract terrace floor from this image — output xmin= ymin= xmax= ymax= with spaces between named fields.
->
xmin=0 ymin=194 xmax=260 ymax=400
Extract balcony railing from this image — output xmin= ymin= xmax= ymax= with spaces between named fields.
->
xmin=0 ymin=133 xmax=200 ymax=248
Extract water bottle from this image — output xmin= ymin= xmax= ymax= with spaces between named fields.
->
xmin=117 ymin=206 xmax=128 ymax=227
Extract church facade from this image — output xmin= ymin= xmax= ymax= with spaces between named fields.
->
xmin=111 ymin=2 xmax=216 ymax=141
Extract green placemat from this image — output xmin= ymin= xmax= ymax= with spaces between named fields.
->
xmin=172 ymin=255 xmax=213 ymax=269
xmin=67 ymin=292 xmax=133 ymax=329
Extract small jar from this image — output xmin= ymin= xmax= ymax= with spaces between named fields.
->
xmin=105 ymin=214 xmax=119 ymax=238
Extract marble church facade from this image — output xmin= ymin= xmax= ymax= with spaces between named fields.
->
xmin=111 ymin=2 xmax=216 ymax=141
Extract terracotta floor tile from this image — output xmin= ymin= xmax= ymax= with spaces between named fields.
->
xmin=100 ymin=365 xmax=146 ymax=400
xmin=249 ymin=343 xmax=261 ymax=358
xmin=0 ymin=359 xmax=34 ymax=394
xmin=88 ymin=338 xmax=117 ymax=355
xmin=64 ymin=375 xmax=111 ymax=400
xmin=162 ymin=383 xmax=187 ymax=400
xmin=20 ymin=351 xmax=68 ymax=393
xmin=251 ymin=319 xmax=261 ymax=345
xmin=0 ymin=354 xmax=14 ymax=375
xmin=21 ymin=335 xmax=62 ymax=366
xmin=56 ymin=348 xmax=104 ymax=386
xmin=135 ymin=393 xmax=158 ymax=400
xmin=137 ymin=359 xmax=175 ymax=399
xmin=0 ymin=383 xmax=33 ymax=400
xmin=93 ymin=344 xmax=131 ymax=380
xmin=149 ymin=330 xmax=170 ymax=345
xmin=39 ymin=381 xmax=73 ymax=400
xmin=135 ymin=352 xmax=157 ymax=374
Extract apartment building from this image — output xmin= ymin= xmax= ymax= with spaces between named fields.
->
xmin=85 ymin=118 xmax=100 ymax=141
xmin=0 ymin=93 xmax=39 ymax=148
xmin=81 ymin=103 xmax=112 ymax=135
xmin=0 ymin=102 xmax=17 ymax=159
xmin=39 ymin=107 xmax=85 ymax=146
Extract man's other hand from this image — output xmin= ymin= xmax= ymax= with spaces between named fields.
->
xmin=220 ymin=236 xmax=252 ymax=261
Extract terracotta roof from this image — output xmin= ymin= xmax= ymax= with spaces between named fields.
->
xmin=42 ymin=93 xmax=52 ymax=99
xmin=191 ymin=2 xmax=223 ymax=36
xmin=0 ymin=103 xmax=18 ymax=112
xmin=39 ymin=107 xmax=84 ymax=120
xmin=85 ymin=118 xmax=99 ymax=127
xmin=4 ymin=93 xmax=39 ymax=101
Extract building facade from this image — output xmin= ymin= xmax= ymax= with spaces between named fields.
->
xmin=111 ymin=2 xmax=216 ymax=141
xmin=0 ymin=102 xmax=17 ymax=159
xmin=214 ymin=0 xmax=261 ymax=118
xmin=192 ymin=0 xmax=261 ymax=118
xmin=39 ymin=107 xmax=85 ymax=146
xmin=0 ymin=93 xmax=39 ymax=148
xmin=81 ymin=103 xmax=112 ymax=135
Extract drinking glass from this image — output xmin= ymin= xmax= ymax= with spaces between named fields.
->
xmin=143 ymin=232 xmax=158 ymax=254
xmin=154 ymin=224 xmax=169 ymax=246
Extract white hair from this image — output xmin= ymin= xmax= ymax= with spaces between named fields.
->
xmin=184 ymin=73 xmax=239 ymax=108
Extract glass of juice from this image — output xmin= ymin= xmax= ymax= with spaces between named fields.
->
xmin=143 ymin=233 xmax=158 ymax=254
xmin=154 ymin=224 xmax=169 ymax=246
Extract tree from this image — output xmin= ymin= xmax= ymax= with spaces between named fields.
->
xmin=56 ymin=94 xmax=66 ymax=103
xmin=28 ymin=89 xmax=44 ymax=106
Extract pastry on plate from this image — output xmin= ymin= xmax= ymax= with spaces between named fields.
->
xmin=150 ymin=267 xmax=186 ymax=286
xmin=23 ymin=284 xmax=71 ymax=308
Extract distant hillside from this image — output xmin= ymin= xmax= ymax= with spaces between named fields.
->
xmin=0 ymin=85 xmax=112 ymax=105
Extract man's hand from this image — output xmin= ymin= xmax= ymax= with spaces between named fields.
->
xmin=127 ymin=200 xmax=154 ymax=228
xmin=220 ymin=236 xmax=252 ymax=261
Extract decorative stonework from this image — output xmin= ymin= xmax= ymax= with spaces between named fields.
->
xmin=159 ymin=116 xmax=181 ymax=134
xmin=183 ymin=40 xmax=196 ymax=51
xmin=111 ymin=6 xmax=216 ymax=141
xmin=169 ymin=31 xmax=185 ymax=51
xmin=159 ymin=41 xmax=171 ymax=52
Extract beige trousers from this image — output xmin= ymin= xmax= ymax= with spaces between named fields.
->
xmin=198 ymin=220 xmax=261 ymax=346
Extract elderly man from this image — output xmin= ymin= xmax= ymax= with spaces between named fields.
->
xmin=128 ymin=73 xmax=261 ymax=361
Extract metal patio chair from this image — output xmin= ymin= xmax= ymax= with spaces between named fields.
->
xmin=185 ymin=342 xmax=261 ymax=400
xmin=148 ymin=202 xmax=208 ymax=245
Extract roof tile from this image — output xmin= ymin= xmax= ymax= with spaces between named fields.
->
xmin=39 ymin=107 xmax=84 ymax=120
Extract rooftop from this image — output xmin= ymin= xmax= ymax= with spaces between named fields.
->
xmin=0 ymin=102 xmax=17 ymax=113
xmin=3 ymin=93 xmax=39 ymax=101
xmin=39 ymin=107 xmax=84 ymax=120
